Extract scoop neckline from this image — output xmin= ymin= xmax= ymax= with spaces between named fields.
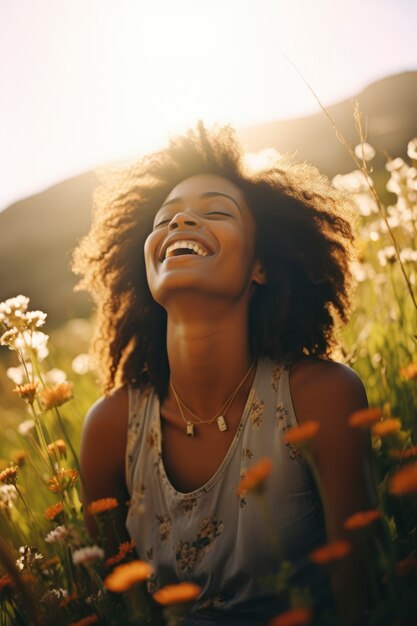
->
xmin=152 ymin=358 xmax=265 ymax=500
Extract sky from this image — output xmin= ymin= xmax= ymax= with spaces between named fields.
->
xmin=1 ymin=0 xmax=416 ymax=212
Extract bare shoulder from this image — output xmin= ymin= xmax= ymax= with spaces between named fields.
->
xmin=289 ymin=355 xmax=367 ymax=427
xmin=80 ymin=385 xmax=130 ymax=497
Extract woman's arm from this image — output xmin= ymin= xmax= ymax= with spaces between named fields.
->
xmin=79 ymin=386 xmax=132 ymax=556
xmin=290 ymin=359 xmax=380 ymax=626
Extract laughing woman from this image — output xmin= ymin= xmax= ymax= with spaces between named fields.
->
xmin=73 ymin=123 xmax=378 ymax=625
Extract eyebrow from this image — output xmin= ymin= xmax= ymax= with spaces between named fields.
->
xmin=160 ymin=191 xmax=242 ymax=212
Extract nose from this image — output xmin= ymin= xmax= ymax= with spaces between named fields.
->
xmin=168 ymin=211 xmax=200 ymax=231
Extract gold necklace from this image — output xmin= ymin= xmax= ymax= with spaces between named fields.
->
xmin=170 ymin=361 xmax=256 ymax=437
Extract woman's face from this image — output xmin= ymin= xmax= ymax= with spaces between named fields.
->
xmin=144 ymin=174 xmax=265 ymax=308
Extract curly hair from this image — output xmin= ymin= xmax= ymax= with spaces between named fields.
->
xmin=72 ymin=121 xmax=357 ymax=397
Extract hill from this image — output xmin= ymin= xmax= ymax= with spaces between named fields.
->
xmin=0 ymin=71 xmax=416 ymax=326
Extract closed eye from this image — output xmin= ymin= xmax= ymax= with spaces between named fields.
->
xmin=154 ymin=219 xmax=170 ymax=229
xmin=206 ymin=211 xmax=232 ymax=218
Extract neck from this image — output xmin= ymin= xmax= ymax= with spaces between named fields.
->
xmin=165 ymin=298 xmax=254 ymax=417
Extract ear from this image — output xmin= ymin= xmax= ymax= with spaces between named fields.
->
xmin=252 ymin=259 xmax=267 ymax=285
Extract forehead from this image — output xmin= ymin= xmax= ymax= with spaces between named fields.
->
xmin=162 ymin=174 xmax=246 ymax=206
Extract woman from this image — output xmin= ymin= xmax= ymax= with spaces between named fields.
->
xmin=73 ymin=122 xmax=378 ymax=625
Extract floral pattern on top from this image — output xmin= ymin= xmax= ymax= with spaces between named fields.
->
xmin=128 ymin=485 xmax=146 ymax=515
xmin=175 ymin=517 xmax=224 ymax=574
xmin=178 ymin=497 xmax=198 ymax=517
xmin=250 ymin=396 xmax=265 ymax=429
xmin=156 ymin=514 xmax=172 ymax=542
xmin=197 ymin=593 xmax=227 ymax=610
xmin=242 ymin=448 xmax=254 ymax=460
xmin=275 ymin=402 xmax=302 ymax=460
xmin=271 ymin=364 xmax=283 ymax=391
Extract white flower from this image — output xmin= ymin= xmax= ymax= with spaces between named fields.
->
xmin=18 ymin=419 xmax=35 ymax=436
xmin=0 ymin=485 xmax=17 ymax=508
xmin=72 ymin=545 xmax=105 ymax=566
xmin=7 ymin=364 xmax=33 ymax=385
xmin=407 ymin=138 xmax=417 ymax=160
xmin=45 ymin=525 xmax=69 ymax=544
xmin=14 ymin=331 xmax=49 ymax=361
xmin=332 ymin=170 xmax=372 ymax=193
xmin=0 ymin=328 xmax=19 ymax=347
xmin=377 ymin=246 xmax=397 ymax=267
xmin=385 ymin=157 xmax=405 ymax=173
xmin=354 ymin=142 xmax=376 ymax=161
xmin=0 ymin=295 xmax=30 ymax=319
xmin=45 ymin=368 xmax=67 ymax=384
xmin=24 ymin=311 xmax=47 ymax=329
xmin=71 ymin=353 xmax=93 ymax=375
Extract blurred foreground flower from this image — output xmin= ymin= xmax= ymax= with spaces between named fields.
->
xmin=282 ymin=421 xmax=320 ymax=445
xmin=348 ymin=407 xmax=382 ymax=428
xmin=389 ymin=461 xmax=417 ymax=496
xmin=236 ymin=458 xmax=272 ymax=496
xmin=399 ymin=362 xmax=417 ymax=381
xmin=39 ymin=381 xmax=74 ymax=410
xmin=268 ymin=607 xmax=313 ymax=626
xmin=309 ymin=540 xmax=351 ymax=565
xmin=153 ymin=582 xmax=201 ymax=605
xmin=104 ymin=560 xmax=153 ymax=592
xmin=372 ymin=419 xmax=402 ymax=437
xmin=343 ymin=509 xmax=383 ymax=530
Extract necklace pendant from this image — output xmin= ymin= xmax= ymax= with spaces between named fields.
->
xmin=186 ymin=422 xmax=194 ymax=437
xmin=217 ymin=415 xmax=228 ymax=432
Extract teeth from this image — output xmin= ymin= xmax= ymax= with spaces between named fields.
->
xmin=165 ymin=240 xmax=209 ymax=259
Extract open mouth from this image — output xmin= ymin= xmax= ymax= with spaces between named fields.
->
xmin=163 ymin=240 xmax=209 ymax=260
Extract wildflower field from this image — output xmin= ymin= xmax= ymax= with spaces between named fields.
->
xmin=0 ymin=130 xmax=417 ymax=625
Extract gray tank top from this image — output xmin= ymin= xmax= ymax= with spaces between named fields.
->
xmin=125 ymin=357 xmax=335 ymax=624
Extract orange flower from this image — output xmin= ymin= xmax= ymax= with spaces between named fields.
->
xmin=268 ymin=607 xmax=313 ymax=626
xmin=103 ymin=560 xmax=153 ymax=592
xmin=309 ymin=540 xmax=351 ymax=565
xmin=399 ymin=362 xmax=417 ymax=380
xmin=39 ymin=381 xmax=73 ymax=410
xmin=282 ymin=421 xmax=320 ymax=445
xmin=47 ymin=439 xmax=67 ymax=458
xmin=348 ymin=407 xmax=382 ymax=428
xmin=0 ymin=465 xmax=18 ymax=485
xmin=343 ymin=509 xmax=383 ymax=530
xmin=13 ymin=382 xmax=38 ymax=404
xmin=44 ymin=501 xmax=64 ymax=520
xmin=153 ymin=582 xmax=201 ymax=605
xmin=11 ymin=449 xmax=27 ymax=467
xmin=48 ymin=468 xmax=78 ymax=493
xmin=389 ymin=462 xmax=417 ymax=496
xmin=88 ymin=497 xmax=118 ymax=516
xmin=372 ymin=419 xmax=402 ymax=437
xmin=390 ymin=446 xmax=417 ymax=460
xmin=236 ymin=458 xmax=272 ymax=496
xmin=68 ymin=616 xmax=98 ymax=626
xmin=105 ymin=540 xmax=136 ymax=567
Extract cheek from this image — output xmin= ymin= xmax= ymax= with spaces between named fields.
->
xmin=143 ymin=231 xmax=158 ymax=270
